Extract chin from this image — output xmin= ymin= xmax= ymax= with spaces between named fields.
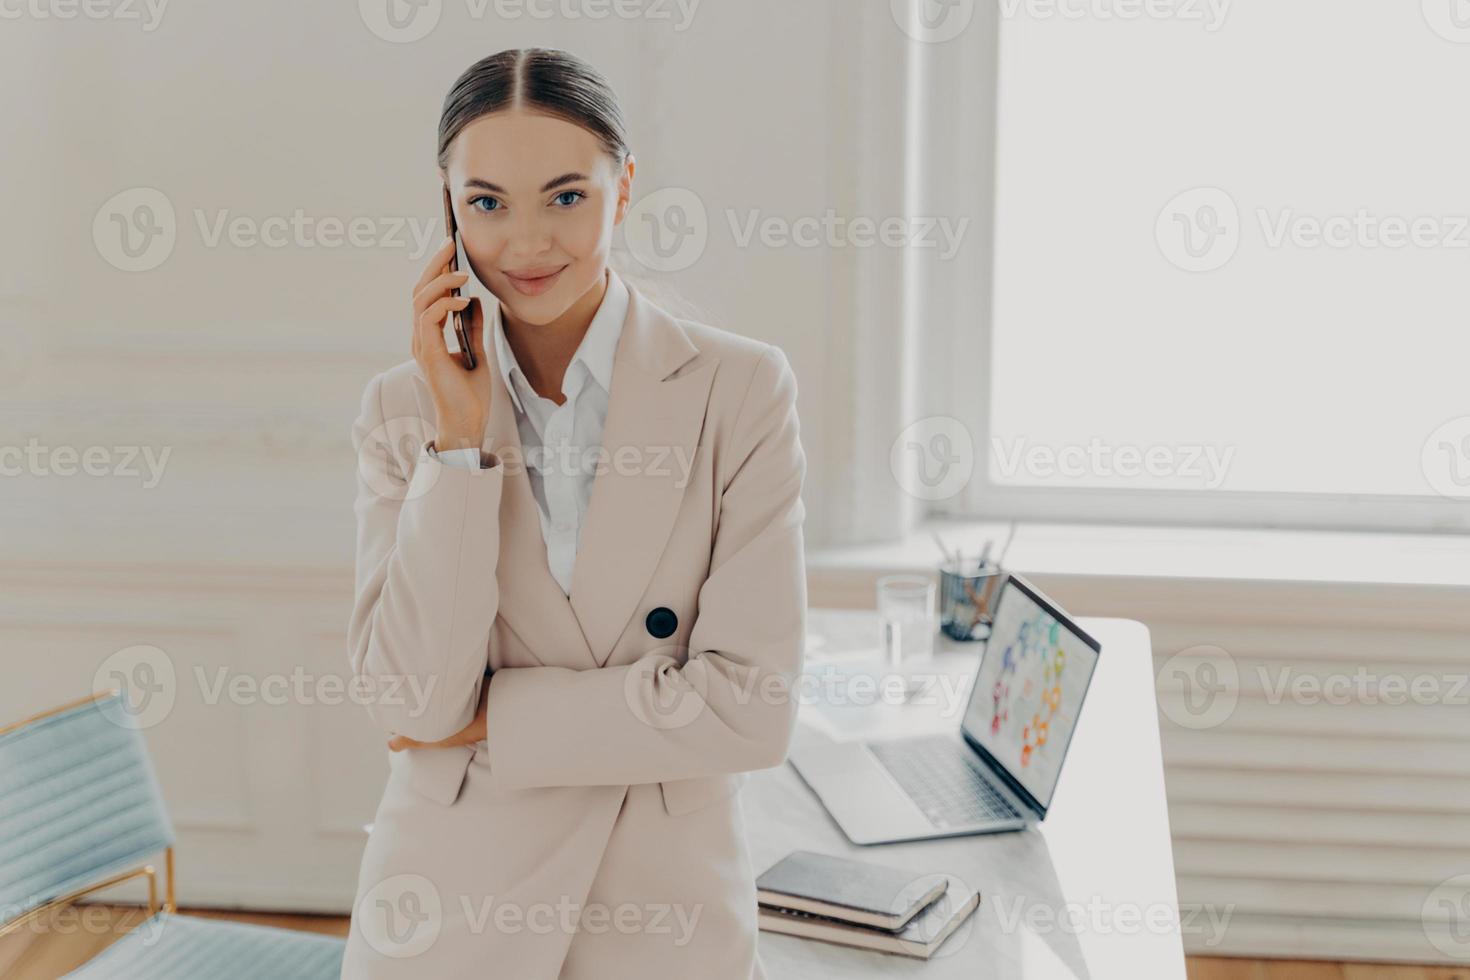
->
xmin=500 ymin=291 xmax=570 ymax=326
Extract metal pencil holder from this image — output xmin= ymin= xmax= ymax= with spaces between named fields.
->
xmin=939 ymin=561 xmax=1004 ymax=642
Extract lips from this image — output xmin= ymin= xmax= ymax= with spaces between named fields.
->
xmin=504 ymin=265 xmax=567 ymax=296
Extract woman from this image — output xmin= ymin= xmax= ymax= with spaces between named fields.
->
xmin=342 ymin=48 xmax=808 ymax=979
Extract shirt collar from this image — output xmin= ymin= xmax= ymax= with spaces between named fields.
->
xmin=490 ymin=267 xmax=629 ymax=415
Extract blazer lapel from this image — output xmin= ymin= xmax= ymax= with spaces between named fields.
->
xmin=570 ymin=283 xmax=715 ymax=667
xmin=417 ymin=282 xmax=715 ymax=672
xmin=479 ymin=328 xmax=602 ymax=671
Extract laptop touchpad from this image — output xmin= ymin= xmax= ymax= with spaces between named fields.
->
xmin=791 ymin=741 xmax=935 ymax=845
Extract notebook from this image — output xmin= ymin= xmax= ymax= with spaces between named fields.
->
xmin=755 ymin=850 xmax=949 ymax=931
xmin=758 ymin=872 xmax=980 ymax=959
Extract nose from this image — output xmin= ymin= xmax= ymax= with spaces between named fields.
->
xmin=506 ymin=210 xmax=554 ymax=257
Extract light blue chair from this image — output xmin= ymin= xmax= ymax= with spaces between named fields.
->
xmin=0 ymin=691 xmax=345 ymax=978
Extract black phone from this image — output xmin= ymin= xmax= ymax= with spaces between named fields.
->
xmin=441 ymin=185 xmax=477 ymax=371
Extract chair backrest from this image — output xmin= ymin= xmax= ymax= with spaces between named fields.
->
xmin=0 ymin=691 xmax=176 ymax=926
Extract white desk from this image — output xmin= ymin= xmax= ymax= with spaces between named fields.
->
xmin=745 ymin=610 xmax=1186 ymax=979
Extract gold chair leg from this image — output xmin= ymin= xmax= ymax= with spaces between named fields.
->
xmin=165 ymin=846 xmax=176 ymax=914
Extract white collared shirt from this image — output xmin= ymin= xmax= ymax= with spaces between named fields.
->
xmin=430 ymin=269 xmax=629 ymax=596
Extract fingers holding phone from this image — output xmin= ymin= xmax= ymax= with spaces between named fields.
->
xmin=412 ymin=235 xmax=492 ymax=453
xmin=440 ymin=185 xmax=477 ymax=371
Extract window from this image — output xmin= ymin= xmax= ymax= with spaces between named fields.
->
xmin=969 ymin=4 xmax=1469 ymax=532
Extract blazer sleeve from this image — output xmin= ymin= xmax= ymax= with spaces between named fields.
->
xmin=482 ymin=344 xmax=808 ymax=789
xmin=346 ymin=371 xmax=504 ymax=743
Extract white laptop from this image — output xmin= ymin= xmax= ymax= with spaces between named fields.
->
xmin=789 ymin=573 xmax=1102 ymax=845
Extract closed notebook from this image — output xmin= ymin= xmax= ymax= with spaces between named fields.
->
xmin=757 ymin=873 xmax=980 ymax=960
xmin=755 ymin=850 xmax=949 ymax=931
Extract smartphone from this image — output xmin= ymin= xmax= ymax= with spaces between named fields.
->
xmin=440 ymin=185 xmax=477 ymax=371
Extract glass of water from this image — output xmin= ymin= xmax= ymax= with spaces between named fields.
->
xmin=876 ymin=574 xmax=937 ymax=665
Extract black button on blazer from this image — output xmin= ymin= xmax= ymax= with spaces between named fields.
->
xmin=645 ymin=607 xmax=678 ymax=639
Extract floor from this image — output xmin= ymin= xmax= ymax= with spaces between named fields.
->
xmin=1 ymin=905 xmax=1465 ymax=979
xmin=0 ymin=905 xmax=347 ymax=979
xmin=1187 ymin=960 xmax=1468 ymax=980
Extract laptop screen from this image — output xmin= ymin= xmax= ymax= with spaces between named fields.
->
xmin=961 ymin=576 xmax=1101 ymax=811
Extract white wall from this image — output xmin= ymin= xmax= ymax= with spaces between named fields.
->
xmin=0 ymin=0 xmax=855 ymax=909
xmin=2 ymin=1 xmax=847 ymax=561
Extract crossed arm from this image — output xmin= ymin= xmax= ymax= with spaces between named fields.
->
xmin=347 ymin=345 xmax=808 ymax=789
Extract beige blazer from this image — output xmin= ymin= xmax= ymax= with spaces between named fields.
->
xmin=341 ymin=279 xmax=807 ymax=979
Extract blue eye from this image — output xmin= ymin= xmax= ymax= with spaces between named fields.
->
xmin=469 ymin=195 xmax=500 ymax=213
xmin=553 ymin=190 xmax=585 ymax=208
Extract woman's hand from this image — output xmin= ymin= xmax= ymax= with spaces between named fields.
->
xmin=413 ymin=236 xmax=492 ymax=452
xmin=387 ymin=676 xmax=489 ymax=752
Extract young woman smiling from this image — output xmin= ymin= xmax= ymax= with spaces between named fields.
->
xmin=343 ymin=48 xmax=808 ymax=979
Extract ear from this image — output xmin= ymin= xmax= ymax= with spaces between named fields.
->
xmin=614 ymin=153 xmax=636 ymax=224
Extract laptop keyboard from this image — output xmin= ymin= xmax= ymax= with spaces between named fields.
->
xmin=869 ymin=736 xmax=1022 ymax=829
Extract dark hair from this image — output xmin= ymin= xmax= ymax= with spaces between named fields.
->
xmin=437 ymin=48 xmax=710 ymax=322
xmin=437 ymin=48 xmax=629 ymax=172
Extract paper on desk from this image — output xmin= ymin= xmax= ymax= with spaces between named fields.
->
xmin=795 ymin=657 xmax=974 ymax=743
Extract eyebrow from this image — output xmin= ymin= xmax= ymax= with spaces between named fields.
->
xmin=463 ymin=172 xmax=590 ymax=195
